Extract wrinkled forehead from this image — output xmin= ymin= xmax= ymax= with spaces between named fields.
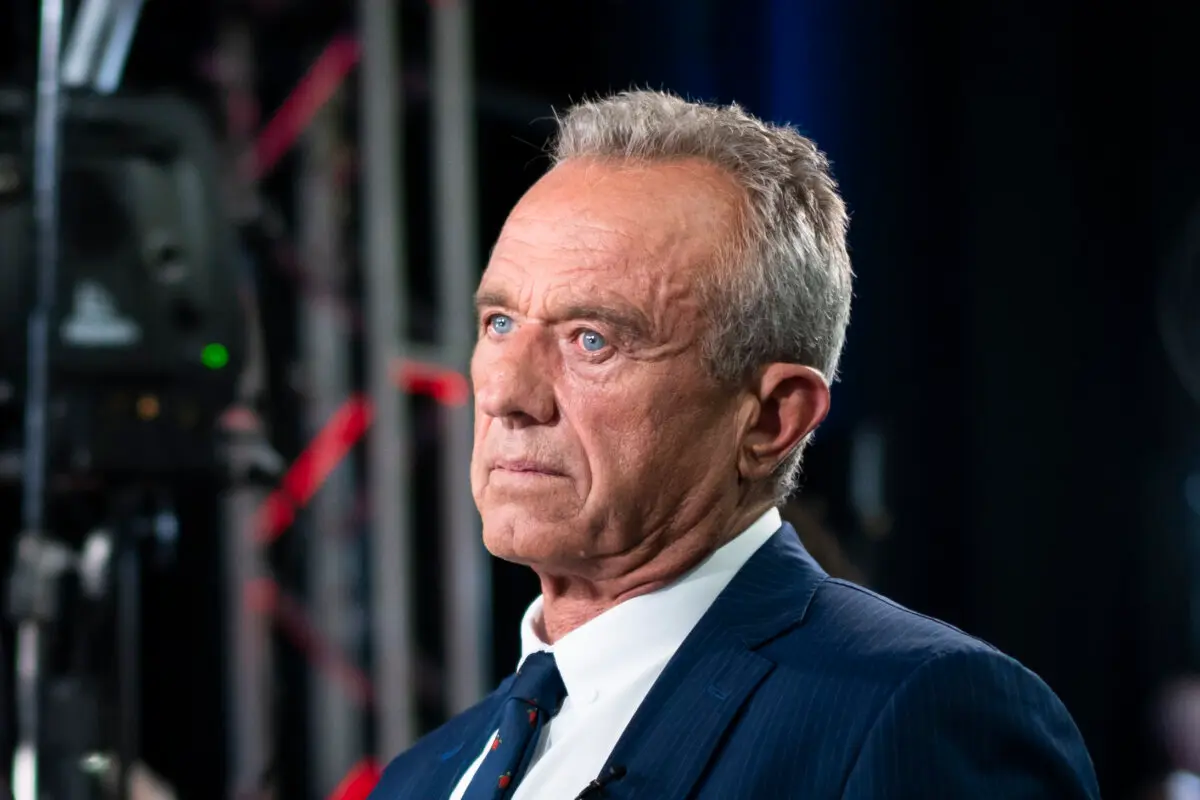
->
xmin=481 ymin=158 xmax=742 ymax=318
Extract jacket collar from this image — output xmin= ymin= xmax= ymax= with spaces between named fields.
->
xmin=420 ymin=524 xmax=827 ymax=800
xmin=595 ymin=524 xmax=828 ymax=799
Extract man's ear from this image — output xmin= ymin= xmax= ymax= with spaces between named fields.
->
xmin=736 ymin=363 xmax=831 ymax=482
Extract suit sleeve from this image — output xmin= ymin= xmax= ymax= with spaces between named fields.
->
xmin=840 ymin=648 xmax=1101 ymax=799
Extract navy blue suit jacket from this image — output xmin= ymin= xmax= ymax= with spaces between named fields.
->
xmin=372 ymin=524 xmax=1100 ymax=799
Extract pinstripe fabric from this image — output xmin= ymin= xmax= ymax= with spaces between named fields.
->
xmin=370 ymin=524 xmax=1100 ymax=799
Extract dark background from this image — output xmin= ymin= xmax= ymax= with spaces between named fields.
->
xmin=2 ymin=0 xmax=1199 ymax=797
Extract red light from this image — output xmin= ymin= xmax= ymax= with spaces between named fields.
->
xmin=252 ymin=35 xmax=360 ymax=180
xmin=254 ymin=360 xmax=467 ymax=545
xmin=327 ymin=759 xmax=383 ymax=800
xmin=394 ymin=358 xmax=470 ymax=407
xmin=256 ymin=395 xmax=372 ymax=544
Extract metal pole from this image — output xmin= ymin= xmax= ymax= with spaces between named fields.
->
xmin=94 ymin=0 xmax=146 ymax=94
xmin=24 ymin=0 xmax=65 ymax=576
xmin=222 ymin=432 xmax=274 ymax=800
xmin=14 ymin=1 xmax=66 ymax=797
xmin=431 ymin=0 xmax=489 ymax=713
xmin=116 ymin=519 xmax=141 ymax=800
xmin=60 ymin=0 xmax=112 ymax=88
xmin=360 ymin=0 xmax=415 ymax=758
xmin=300 ymin=90 xmax=362 ymax=794
xmin=215 ymin=19 xmax=274 ymax=799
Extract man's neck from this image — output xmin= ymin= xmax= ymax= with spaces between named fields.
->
xmin=534 ymin=501 xmax=773 ymax=643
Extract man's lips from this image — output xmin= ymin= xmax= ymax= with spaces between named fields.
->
xmin=492 ymin=459 xmax=565 ymax=476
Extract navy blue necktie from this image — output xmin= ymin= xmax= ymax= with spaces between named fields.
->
xmin=461 ymin=651 xmax=567 ymax=799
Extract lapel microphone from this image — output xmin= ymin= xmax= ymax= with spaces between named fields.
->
xmin=573 ymin=764 xmax=627 ymax=799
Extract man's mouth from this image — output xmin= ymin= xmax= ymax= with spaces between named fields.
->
xmin=493 ymin=459 xmax=564 ymax=476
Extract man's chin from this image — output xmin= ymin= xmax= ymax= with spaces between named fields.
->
xmin=481 ymin=521 xmax=588 ymax=569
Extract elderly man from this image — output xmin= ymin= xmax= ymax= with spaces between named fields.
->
xmin=370 ymin=91 xmax=1099 ymax=799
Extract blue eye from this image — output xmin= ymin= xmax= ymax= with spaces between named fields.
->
xmin=579 ymin=330 xmax=606 ymax=352
xmin=488 ymin=314 xmax=514 ymax=335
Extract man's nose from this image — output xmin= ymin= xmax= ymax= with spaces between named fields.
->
xmin=472 ymin=328 xmax=557 ymax=425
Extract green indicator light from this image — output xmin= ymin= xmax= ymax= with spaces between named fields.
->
xmin=201 ymin=343 xmax=229 ymax=370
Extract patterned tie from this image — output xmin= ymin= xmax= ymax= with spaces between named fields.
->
xmin=461 ymin=651 xmax=567 ymax=800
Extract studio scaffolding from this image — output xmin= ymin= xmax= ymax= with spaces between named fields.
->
xmin=0 ymin=1 xmax=245 ymax=798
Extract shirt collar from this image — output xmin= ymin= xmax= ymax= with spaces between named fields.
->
xmin=517 ymin=507 xmax=782 ymax=705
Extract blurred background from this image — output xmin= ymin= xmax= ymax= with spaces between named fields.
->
xmin=0 ymin=0 xmax=1199 ymax=798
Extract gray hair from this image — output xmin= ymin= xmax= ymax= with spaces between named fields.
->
xmin=550 ymin=90 xmax=853 ymax=500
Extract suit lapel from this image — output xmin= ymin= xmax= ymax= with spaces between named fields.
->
xmin=423 ymin=725 xmax=494 ymax=798
xmin=595 ymin=524 xmax=828 ymax=800
xmin=375 ymin=679 xmax=511 ymax=799
xmin=599 ymin=634 xmax=773 ymax=799
xmin=437 ymin=678 xmax=515 ymax=795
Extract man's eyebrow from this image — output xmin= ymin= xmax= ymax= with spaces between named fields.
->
xmin=473 ymin=290 xmax=652 ymax=339
xmin=557 ymin=303 xmax=652 ymax=339
xmin=474 ymin=289 xmax=509 ymax=320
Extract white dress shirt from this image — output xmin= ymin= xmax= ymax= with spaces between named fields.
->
xmin=449 ymin=507 xmax=782 ymax=800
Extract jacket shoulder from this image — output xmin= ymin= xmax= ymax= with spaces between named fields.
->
xmin=795 ymin=577 xmax=1001 ymax=667
xmin=757 ymin=576 xmax=1069 ymax=713
xmin=744 ymin=579 xmax=1088 ymax=773
xmin=759 ymin=577 xmax=1079 ymax=735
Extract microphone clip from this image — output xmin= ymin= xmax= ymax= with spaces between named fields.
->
xmin=574 ymin=764 xmax=627 ymax=799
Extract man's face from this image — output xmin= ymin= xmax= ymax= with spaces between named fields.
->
xmin=470 ymin=157 xmax=747 ymax=575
